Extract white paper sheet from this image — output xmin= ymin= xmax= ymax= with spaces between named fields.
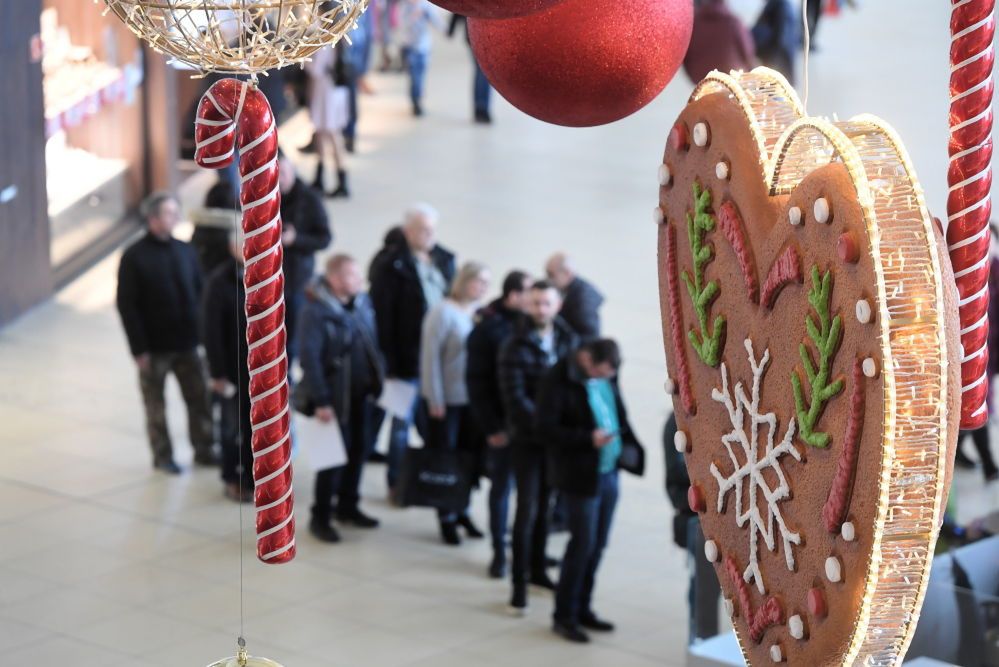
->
xmin=377 ymin=379 xmax=418 ymax=420
xmin=295 ymin=414 xmax=348 ymax=471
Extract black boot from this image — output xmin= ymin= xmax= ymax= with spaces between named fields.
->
xmin=312 ymin=162 xmax=325 ymax=191
xmin=330 ymin=169 xmax=350 ymax=198
xmin=458 ymin=515 xmax=484 ymax=538
xmin=440 ymin=520 xmax=461 ymax=546
xmin=489 ymin=550 xmax=507 ymax=579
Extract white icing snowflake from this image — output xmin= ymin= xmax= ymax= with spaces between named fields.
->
xmin=711 ymin=339 xmax=802 ymax=594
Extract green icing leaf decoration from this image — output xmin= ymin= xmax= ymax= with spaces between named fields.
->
xmin=791 ymin=265 xmax=844 ymax=448
xmin=680 ymin=182 xmax=726 ymax=367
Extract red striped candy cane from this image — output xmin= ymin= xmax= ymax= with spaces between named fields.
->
xmin=195 ymin=78 xmax=295 ymax=564
xmin=948 ymin=0 xmax=995 ymax=429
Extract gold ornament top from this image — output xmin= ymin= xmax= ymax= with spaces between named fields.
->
xmin=101 ymin=0 xmax=368 ymax=75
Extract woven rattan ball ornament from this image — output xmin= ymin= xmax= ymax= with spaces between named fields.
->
xmin=101 ymin=0 xmax=368 ymax=74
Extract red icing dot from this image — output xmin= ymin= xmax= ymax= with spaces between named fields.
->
xmin=688 ymin=485 xmax=706 ymax=513
xmin=837 ymin=233 xmax=859 ymax=264
xmin=808 ymin=588 xmax=827 ymax=619
xmin=669 ymin=122 xmax=689 ymax=152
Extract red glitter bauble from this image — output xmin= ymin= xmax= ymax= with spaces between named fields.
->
xmin=428 ymin=0 xmax=564 ymax=19
xmin=468 ymin=0 xmax=693 ymax=127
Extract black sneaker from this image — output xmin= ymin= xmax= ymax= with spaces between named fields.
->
xmin=440 ymin=521 xmax=461 ymax=546
xmin=553 ymin=621 xmax=590 ymax=644
xmin=530 ymin=574 xmax=557 ymax=591
xmin=458 ymin=515 xmax=484 ymax=539
xmin=338 ymin=509 xmax=380 ymax=529
xmin=509 ymin=585 xmax=527 ymax=616
xmin=154 ymin=460 xmax=182 ymax=475
xmin=580 ymin=613 xmax=615 ymax=632
xmin=489 ymin=552 xmax=507 ymax=579
xmin=309 ymin=520 xmax=341 ymax=543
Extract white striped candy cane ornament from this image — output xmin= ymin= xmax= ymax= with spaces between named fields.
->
xmin=948 ymin=0 xmax=995 ymax=429
xmin=195 ymin=78 xmax=295 ymax=564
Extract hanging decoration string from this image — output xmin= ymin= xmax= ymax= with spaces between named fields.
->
xmin=801 ymin=0 xmax=811 ymax=112
xmin=947 ymin=0 xmax=995 ymax=429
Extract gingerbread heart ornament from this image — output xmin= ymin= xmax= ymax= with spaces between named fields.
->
xmin=657 ymin=68 xmax=960 ymax=666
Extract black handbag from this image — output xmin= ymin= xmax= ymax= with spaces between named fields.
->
xmin=398 ymin=446 xmax=472 ymax=512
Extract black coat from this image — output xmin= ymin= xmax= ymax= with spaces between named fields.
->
xmin=466 ymin=299 xmax=523 ymax=437
xmin=297 ymin=280 xmax=384 ymax=419
xmin=560 ymin=276 xmax=604 ymax=341
xmin=536 ymin=357 xmax=644 ymax=497
xmin=116 ymin=232 xmax=203 ymax=356
xmin=497 ymin=317 xmax=578 ymax=447
xmin=369 ymin=244 xmax=456 ymax=378
xmin=280 ymin=179 xmax=333 ymax=295
xmin=367 ymin=226 xmax=406 ymax=284
xmin=201 ymin=258 xmax=248 ymax=385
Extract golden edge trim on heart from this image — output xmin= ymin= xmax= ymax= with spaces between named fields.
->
xmin=679 ymin=67 xmax=951 ymax=666
xmin=847 ymin=114 xmax=951 ymax=666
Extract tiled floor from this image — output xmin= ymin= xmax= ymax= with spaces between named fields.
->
xmin=1 ymin=2 xmax=997 ymax=665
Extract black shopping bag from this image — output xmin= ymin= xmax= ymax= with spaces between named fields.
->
xmin=398 ymin=446 xmax=472 ymax=512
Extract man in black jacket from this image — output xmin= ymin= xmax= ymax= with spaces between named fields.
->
xmin=499 ymin=280 xmax=578 ymax=614
xmin=279 ymin=154 xmax=333 ymax=362
xmin=466 ymin=270 xmax=532 ymax=578
xmin=537 ymin=338 xmax=644 ymax=643
xmin=116 ymin=192 xmax=215 ymax=474
xmin=299 ymin=254 xmax=385 ymax=543
xmin=201 ymin=228 xmax=253 ymax=502
xmin=545 ymin=253 xmax=605 ymax=341
xmin=370 ymin=204 xmax=456 ymax=498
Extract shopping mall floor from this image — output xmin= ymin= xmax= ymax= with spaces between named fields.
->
xmin=1 ymin=2 xmax=996 ymax=665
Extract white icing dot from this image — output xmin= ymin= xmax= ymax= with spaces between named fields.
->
xmin=770 ymin=644 xmax=784 ymax=663
xmin=855 ymin=299 xmax=872 ymax=324
xmin=715 ymin=161 xmax=730 ymax=181
xmin=814 ymin=197 xmax=831 ymax=224
xmin=862 ymin=357 xmax=878 ymax=378
xmin=788 ymin=615 xmax=804 ymax=640
xmin=841 ymin=521 xmax=856 ymax=542
xmin=674 ymin=430 xmax=688 ymax=453
xmin=653 ymin=206 xmax=665 ymax=225
xmin=664 ymin=378 xmax=676 ymax=395
xmin=723 ymin=598 xmax=735 ymax=618
xmin=693 ymin=122 xmax=709 ymax=147
xmin=658 ymin=164 xmax=672 ymax=186
xmin=704 ymin=539 xmax=718 ymax=563
xmin=788 ymin=206 xmax=802 ymax=226
xmin=825 ymin=556 xmax=842 ymax=583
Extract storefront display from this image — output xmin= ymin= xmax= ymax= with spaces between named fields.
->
xmin=40 ymin=3 xmax=147 ymax=273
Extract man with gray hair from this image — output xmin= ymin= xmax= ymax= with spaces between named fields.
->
xmin=544 ymin=252 xmax=605 ymax=341
xmin=117 ymin=191 xmax=216 ymax=474
xmin=370 ymin=203 xmax=456 ymax=499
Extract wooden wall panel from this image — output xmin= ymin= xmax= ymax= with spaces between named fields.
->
xmin=0 ymin=0 xmax=52 ymax=326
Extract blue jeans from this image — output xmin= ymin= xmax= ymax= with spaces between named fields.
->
xmin=473 ymin=57 xmax=491 ymax=113
xmin=487 ymin=444 xmax=513 ymax=552
xmin=554 ymin=471 xmax=619 ymax=626
xmin=407 ymin=50 xmax=428 ymax=105
xmin=385 ymin=378 xmax=426 ymax=489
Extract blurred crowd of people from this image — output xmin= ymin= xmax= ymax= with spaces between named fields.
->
xmin=116 ymin=177 xmax=644 ymax=643
xmin=684 ymin=0 xmax=861 ymax=87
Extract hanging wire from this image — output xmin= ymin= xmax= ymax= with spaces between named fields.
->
xmin=801 ymin=0 xmax=811 ymax=112
xmin=234 ymin=188 xmax=246 ymax=652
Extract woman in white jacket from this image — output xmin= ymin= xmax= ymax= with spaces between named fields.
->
xmin=420 ymin=261 xmax=491 ymax=545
